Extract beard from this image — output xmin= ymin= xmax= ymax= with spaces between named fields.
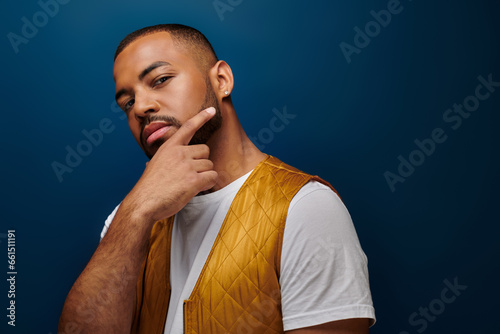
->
xmin=140 ymin=77 xmax=223 ymax=159
xmin=189 ymin=77 xmax=223 ymax=145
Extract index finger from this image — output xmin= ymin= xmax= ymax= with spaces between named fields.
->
xmin=171 ymin=107 xmax=216 ymax=145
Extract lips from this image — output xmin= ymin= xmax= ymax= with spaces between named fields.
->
xmin=143 ymin=122 xmax=172 ymax=145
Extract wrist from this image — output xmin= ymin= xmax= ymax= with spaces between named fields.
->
xmin=119 ymin=195 xmax=158 ymax=227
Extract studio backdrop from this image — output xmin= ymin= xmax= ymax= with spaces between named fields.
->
xmin=1 ymin=0 xmax=499 ymax=333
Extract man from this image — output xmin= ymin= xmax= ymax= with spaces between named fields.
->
xmin=59 ymin=24 xmax=375 ymax=334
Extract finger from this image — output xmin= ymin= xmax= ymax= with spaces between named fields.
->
xmin=187 ymin=144 xmax=210 ymax=159
xmin=199 ymin=170 xmax=218 ymax=191
xmin=171 ymin=107 xmax=216 ymax=145
xmin=192 ymin=159 xmax=214 ymax=172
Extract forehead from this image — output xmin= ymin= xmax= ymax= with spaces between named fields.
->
xmin=113 ymin=31 xmax=196 ymax=82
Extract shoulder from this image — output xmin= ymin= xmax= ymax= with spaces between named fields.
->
xmin=281 ymin=180 xmax=365 ymax=273
xmin=289 ymin=180 xmax=344 ymax=212
xmin=285 ymin=180 xmax=356 ymax=240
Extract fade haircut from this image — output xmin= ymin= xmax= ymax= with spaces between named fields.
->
xmin=114 ymin=24 xmax=219 ymax=75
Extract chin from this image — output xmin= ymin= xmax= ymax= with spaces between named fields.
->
xmin=143 ymin=141 xmax=163 ymax=159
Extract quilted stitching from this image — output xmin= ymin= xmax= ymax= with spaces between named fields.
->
xmin=132 ymin=217 xmax=174 ymax=334
xmin=184 ymin=156 xmax=315 ymax=334
xmin=131 ymin=155 xmax=336 ymax=334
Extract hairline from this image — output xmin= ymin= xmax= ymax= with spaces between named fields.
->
xmin=114 ymin=27 xmax=218 ymax=75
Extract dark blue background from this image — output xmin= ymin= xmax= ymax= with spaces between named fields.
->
xmin=1 ymin=0 xmax=498 ymax=333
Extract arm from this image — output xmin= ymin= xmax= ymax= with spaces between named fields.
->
xmin=286 ymin=318 xmax=370 ymax=334
xmin=59 ymin=108 xmax=218 ymax=334
xmin=58 ymin=201 xmax=155 ymax=334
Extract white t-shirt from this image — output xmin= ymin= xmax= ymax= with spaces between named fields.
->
xmin=100 ymin=171 xmax=376 ymax=332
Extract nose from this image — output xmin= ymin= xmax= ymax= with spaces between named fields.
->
xmin=134 ymin=90 xmax=159 ymax=122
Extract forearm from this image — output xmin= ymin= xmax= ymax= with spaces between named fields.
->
xmin=59 ymin=201 xmax=154 ymax=334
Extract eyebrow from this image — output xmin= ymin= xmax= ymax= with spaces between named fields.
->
xmin=139 ymin=61 xmax=171 ymax=80
xmin=115 ymin=61 xmax=172 ymax=102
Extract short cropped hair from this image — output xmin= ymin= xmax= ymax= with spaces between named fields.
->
xmin=114 ymin=24 xmax=218 ymax=74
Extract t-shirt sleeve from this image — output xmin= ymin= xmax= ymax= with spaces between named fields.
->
xmin=279 ymin=181 xmax=376 ymax=331
xmin=99 ymin=202 xmax=121 ymax=241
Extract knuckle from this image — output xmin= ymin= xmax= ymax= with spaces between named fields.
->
xmin=201 ymin=144 xmax=210 ymax=156
xmin=171 ymin=147 xmax=184 ymax=160
xmin=208 ymin=171 xmax=218 ymax=183
xmin=183 ymin=172 xmax=198 ymax=188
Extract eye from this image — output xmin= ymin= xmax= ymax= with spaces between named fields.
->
xmin=122 ymin=98 xmax=135 ymax=112
xmin=153 ymin=76 xmax=171 ymax=87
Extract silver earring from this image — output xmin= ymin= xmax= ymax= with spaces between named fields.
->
xmin=224 ymin=90 xmax=229 ymax=95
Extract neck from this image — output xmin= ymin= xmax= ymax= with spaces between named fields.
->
xmin=204 ymin=105 xmax=267 ymax=192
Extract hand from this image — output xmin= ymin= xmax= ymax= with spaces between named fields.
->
xmin=124 ymin=107 xmax=218 ymax=222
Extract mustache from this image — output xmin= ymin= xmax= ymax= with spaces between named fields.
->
xmin=140 ymin=114 xmax=182 ymax=144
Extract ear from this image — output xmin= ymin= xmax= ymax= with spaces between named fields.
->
xmin=208 ymin=60 xmax=234 ymax=100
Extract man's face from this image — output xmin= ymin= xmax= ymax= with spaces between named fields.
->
xmin=113 ymin=32 xmax=221 ymax=159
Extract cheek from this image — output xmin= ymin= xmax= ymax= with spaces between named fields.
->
xmin=128 ymin=118 xmax=141 ymax=142
xmin=162 ymin=73 xmax=207 ymax=120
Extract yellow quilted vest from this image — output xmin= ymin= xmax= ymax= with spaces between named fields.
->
xmin=131 ymin=155 xmax=337 ymax=334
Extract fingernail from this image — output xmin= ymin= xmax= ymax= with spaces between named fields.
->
xmin=206 ymin=107 xmax=216 ymax=115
